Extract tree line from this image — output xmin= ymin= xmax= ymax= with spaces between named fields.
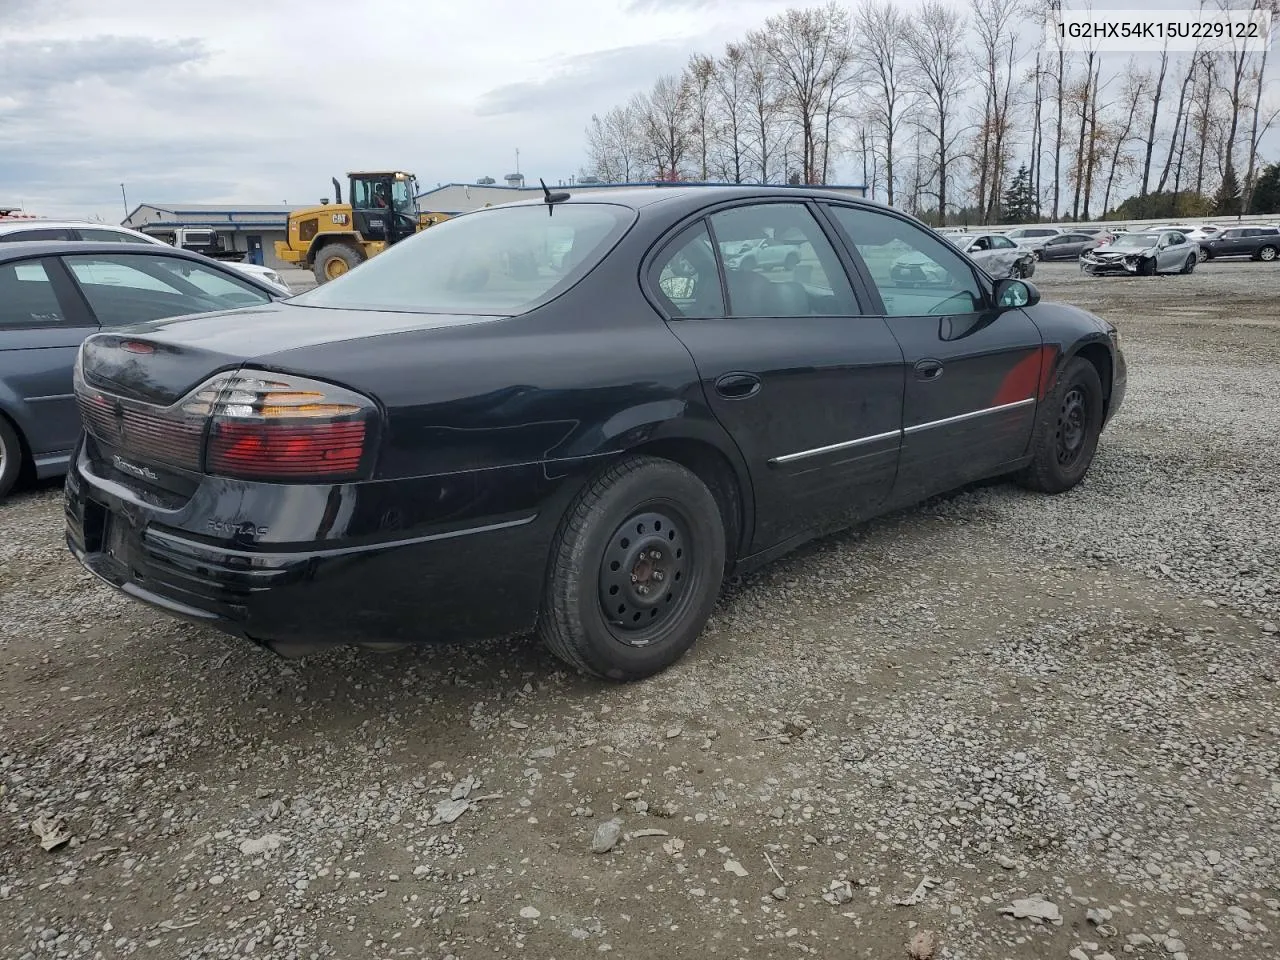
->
xmin=580 ymin=0 xmax=1280 ymax=224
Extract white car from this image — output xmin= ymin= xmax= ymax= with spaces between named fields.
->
xmin=1183 ymin=224 xmax=1222 ymax=243
xmin=0 ymin=218 xmax=292 ymax=295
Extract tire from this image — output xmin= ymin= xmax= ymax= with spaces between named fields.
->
xmin=1181 ymin=254 xmax=1196 ymax=274
xmin=784 ymin=251 xmax=800 ymax=270
xmin=0 ymin=415 xmax=23 ymax=501
xmin=538 ymin=455 xmax=727 ymax=681
xmin=1258 ymin=245 xmax=1277 ymax=262
xmin=313 ymin=243 xmax=365 ymax=284
xmin=739 ymin=256 xmax=757 ymax=273
xmin=1016 ymin=357 xmax=1105 ymax=494
xmin=1138 ymin=257 xmax=1156 ymax=276
xmin=1197 ymin=247 xmax=1209 ymax=262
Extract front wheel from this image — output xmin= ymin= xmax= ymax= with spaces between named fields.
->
xmin=1015 ymin=357 xmax=1105 ymax=494
xmin=538 ymin=456 xmax=726 ymax=681
xmin=1181 ymin=254 xmax=1196 ymax=274
xmin=313 ymin=243 xmax=366 ymax=284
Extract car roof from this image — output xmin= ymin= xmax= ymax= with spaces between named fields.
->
xmin=0 ymin=218 xmax=147 ymax=232
xmin=492 ymin=184 xmax=895 ymax=217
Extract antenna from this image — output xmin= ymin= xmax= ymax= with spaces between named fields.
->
xmin=539 ymin=178 xmax=570 ymax=208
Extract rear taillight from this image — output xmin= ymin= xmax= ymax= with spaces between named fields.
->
xmin=180 ymin=372 xmax=376 ymax=482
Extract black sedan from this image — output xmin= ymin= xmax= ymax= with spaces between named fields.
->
xmin=0 ymin=242 xmax=285 ymax=500
xmin=64 ymin=187 xmax=1127 ymax=681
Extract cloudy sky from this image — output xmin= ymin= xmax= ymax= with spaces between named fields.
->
xmin=0 ymin=0 xmax=815 ymax=219
xmin=0 ymin=0 xmax=1251 ymax=220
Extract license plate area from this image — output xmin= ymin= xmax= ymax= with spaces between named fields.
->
xmin=101 ymin=513 xmax=130 ymax=568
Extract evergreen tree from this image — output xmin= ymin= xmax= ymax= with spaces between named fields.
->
xmin=1249 ymin=163 xmax=1280 ymax=214
xmin=1001 ymin=164 xmax=1035 ymax=224
xmin=1213 ymin=166 xmax=1242 ymax=217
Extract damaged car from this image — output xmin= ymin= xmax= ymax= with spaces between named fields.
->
xmin=1080 ymin=230 xmax=1199 ymax=276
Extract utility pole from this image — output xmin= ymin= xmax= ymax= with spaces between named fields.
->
xmin=515 ymin=148 xmax=520 ymax=175
xmin=120 ymin=183 xmax=129 ymax=220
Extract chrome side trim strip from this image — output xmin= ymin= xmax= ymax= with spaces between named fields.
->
xmin=903 ymin=396 xmax=1035 ymax=435
xmin=768 ymin=396 xmax=1037 ymax=465
xmin=769 ymin=428 xmax=901 ymax=465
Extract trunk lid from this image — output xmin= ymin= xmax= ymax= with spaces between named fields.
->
xmin=79 ymin=302 xmax=496 ymax=406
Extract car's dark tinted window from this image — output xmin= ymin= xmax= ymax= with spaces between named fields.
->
xmin=62 ymin=253 xmax=271 ymax=325
xmin=292 ymin=203 xmax=635 ymax=316
xmin=651 ymin=222 xmax=724 ymax=319
xmin=708 ymin=203 xmax=855 ymax=317
xmin=0 ymin=259 xmax=67 ymax=327
xmin=0 ymin=227 xmax=72 ymax=242
xmin=826 ymin=204 xmax=983 ymax=317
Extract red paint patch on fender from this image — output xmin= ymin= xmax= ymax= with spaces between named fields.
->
xmin=993 ymin=345 xmax=1056 ymax=406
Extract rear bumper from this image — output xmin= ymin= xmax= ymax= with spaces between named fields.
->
xmin=64 ymin=442 xmax=567 ymax=649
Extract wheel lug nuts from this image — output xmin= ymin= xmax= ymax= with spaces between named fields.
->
xmin=631 ymin=574 xmax=638 ymax=583
xmin=652 ymin=550 xmax=662 ymax=559
xmin=637 ymin=584 xmax=649 ymax=595
xmin=653 ymin=571 xmax=664 ymax=581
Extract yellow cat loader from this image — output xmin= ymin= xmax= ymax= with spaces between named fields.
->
xmin=274 ymin=171 xmax=451 ymax=284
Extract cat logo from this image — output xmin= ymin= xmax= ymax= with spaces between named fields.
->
xmin=331 ymin=213 xmax=349 ymax=225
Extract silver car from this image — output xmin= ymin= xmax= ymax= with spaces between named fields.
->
xmin=941 ymin=233 xmax=1036 ymax=278
xmin=1080 ymin=230 xmax=1199 ymax=276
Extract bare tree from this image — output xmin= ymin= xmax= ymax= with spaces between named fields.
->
xmin=1101 ymin=67 xmax=1148 ymax=212
xmin=682 ymin=53 xmax=717 ymax=181
xmin=1158 ymin=50 xmax=1201 ymax=194
xmin=905 ymin=0 xmax=969 ymax=224
xmin=743 ymin=30 xmax=783 ymax=182
xmin=1027 ymin=52 xmax=1046 ymax=217
xmin=712 ymin=42 xmax=750 ymax=183
xmin=1139 ymin=43 xmax=1172 ymax=196
xmin=970 ymin=0 xmax=1021 ymax=222
xmin=761 ymin=2 xmax=857 ymax=184
xmin=1047 ymin=21 xmax=1069 ymax=218
xmin=853 ymin=0 xmax=912 ymax=205
xmin=583 ymin=104 xmax=641 ymax=182
xmin=1242 ymin=1 xmax=1279 ymax=210
xmin=633 ymin=75 xmax=692 ymax=180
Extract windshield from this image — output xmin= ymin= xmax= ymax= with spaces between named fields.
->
xmin=1110 ymin=233 xmax=1158 ymax=248
xmin=293 ymin=202 xmax=636 ymax=315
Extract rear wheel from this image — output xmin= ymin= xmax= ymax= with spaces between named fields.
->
xmin=1258 ymin=244 xmax=1277 ymax=262
xmin=0 ymin=416 xmax=23 ymax=501
xmin=538 ymin=455 xmax=726 ymax=681
xmin=313 ymin=243 xmax=365 ymax=284
xmin=1015 ymin=357 xmax=1105 ymax=495
xmin=1197 ymin=247 xmax=1210 ymax=262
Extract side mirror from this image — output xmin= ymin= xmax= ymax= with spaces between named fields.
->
xmin=994 ymin=277 xmax=1039 ymax=310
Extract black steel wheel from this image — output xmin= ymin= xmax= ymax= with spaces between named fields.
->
xmin=1055 ymin=386 xmax=1089 ymax=468
xmin=1016 ymin=356 xmax=1105 ymax=494
xmin=598 ymin=510 xmax=692 ymax=644
xmin=539 ymin=455 xmax=726 ymax=681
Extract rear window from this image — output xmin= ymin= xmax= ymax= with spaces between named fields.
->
xmin=293 ymin=203 xmax=636 ymax=315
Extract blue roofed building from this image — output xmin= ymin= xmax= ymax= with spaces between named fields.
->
xmin=122 ymin=203 xmax=298 ymax=269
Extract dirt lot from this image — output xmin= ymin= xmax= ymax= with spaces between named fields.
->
xmin=1 ymin=261 xmax=1277 ymax=960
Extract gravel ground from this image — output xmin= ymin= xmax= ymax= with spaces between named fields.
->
xmin=1 ymin=260 xmax=1277 ymax=960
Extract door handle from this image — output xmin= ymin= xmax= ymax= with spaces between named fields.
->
xmin=714 ymin=372 xmax=762 ymax=399
xmin=913 ymin=359 xmax=944 ymax=381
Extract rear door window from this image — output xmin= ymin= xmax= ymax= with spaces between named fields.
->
xmin=0 ymin=259 xmax=71 ymax=327
xmin=0 ymin=227 xmax=73 ymax=242
xmin=77 ymin=227 xmax=156 ymax=244
xmin=61 ymin=253 xmax=272 ymax=325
